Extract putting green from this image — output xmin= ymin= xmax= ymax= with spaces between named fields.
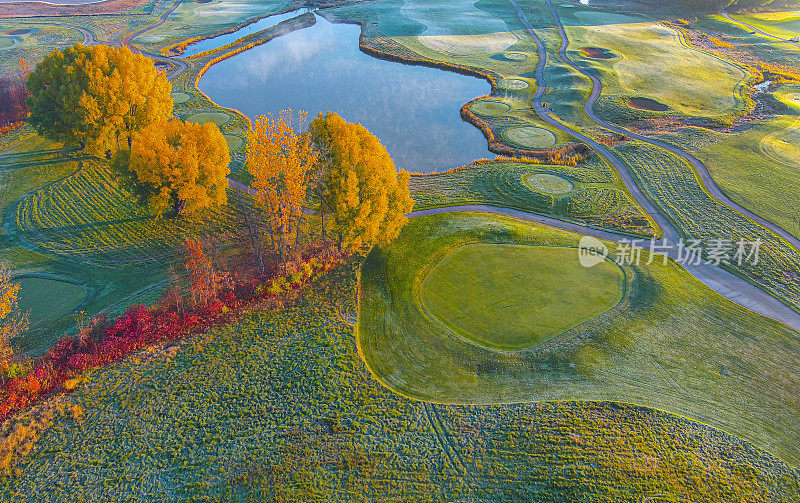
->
xmin=170 ymin=91 xmax=192 ymax=104
xmin=498 ymin=78 xmax=530 ymax=90
xmin=15 ymin=277 xmax=86 ymax=330
xmin=503 ymin=126 xmax=557 ymax=149
xmin=523 ymin=173 xmax=574 ymax=194
xmin=421 ymin=244 xmax=624 ymax=350
xmin=0 ymin=37 xmax=14 ymax=49
xmin=471 ymin=99 xmax=512 ymax=116
xmin=185 ymin=112 xmax=231 ymax=126
xmin=503 ymin=51 xmax=528 ymax=60
xmin=223 ymin=133 xmax=244 ymax=151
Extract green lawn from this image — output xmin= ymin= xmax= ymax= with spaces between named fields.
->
xmin=2 ymin=260 xmax=798 ymax=501
xmin=359 ymin=212 xmax=800 ymax=465
xmin=421 ymin=243 xmax=624 ymax=350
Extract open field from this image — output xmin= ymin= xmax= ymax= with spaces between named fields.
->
xmin=359 ymin=212 xmax=800 ymax=464
xmin=566 ymin=21 xmax=748 ymax=120
xmin=421 ymin=243 xmax=624 ymax=350
xmin=0 ymin=260 xmax=797 ymax=501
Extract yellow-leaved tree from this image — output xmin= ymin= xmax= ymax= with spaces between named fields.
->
xmin=310 ymin=112 xmax=413 ymax=251
xmin=26 ymin=43 xmax=173 ymax=156
xmin=126 ymin=118 xmax=230 ymax=217
xmin=246 ymin=110 xmax=317 ymax=264
xmin=0 ymin=264 xmax=27 ymax=383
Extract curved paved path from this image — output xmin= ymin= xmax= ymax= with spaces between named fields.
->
xmin=721 ymin=11 xmax=800 ymax=48
xmin=506 ymin=0 xmax=800 ymax=330
xmin=132 ymin=0 xmax=800 ymax=330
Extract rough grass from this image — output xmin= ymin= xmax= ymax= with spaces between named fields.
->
xmin=1 ymin=260 xmax=798 ymax=501
xmin=566 ymin=22 xmax=748 ymax=119
xmin=421 ymin=243 xmax=624 ymax=350
xmin=0 ymin=137 xmax=235 ymax=356
xmin=692 ymin=115 xmax=800 ymax=239
xmin=359 ymin=212 xmax=800 ymax=465
xmin=409 ymin=159 xmax=658 ymax=237
xmin=614 ymin=140 xmax=800 ymax=308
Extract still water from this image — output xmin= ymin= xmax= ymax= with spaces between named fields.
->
xmin=198 ymin=15 xmax=490 ymax=173
xmin=181 ymin=10 xmax=301 ymax=58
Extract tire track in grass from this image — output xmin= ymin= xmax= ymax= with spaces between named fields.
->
xmin=422 ymin=402 xmax=468 ymax=479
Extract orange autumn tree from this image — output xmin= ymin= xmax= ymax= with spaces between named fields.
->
xmin=183 ymin=238 xmax=224 ymax=306
xmin=310 ymin=112 xmax=413 ymax=251
xmin=26 ymin=43 xmax=173 ymax=156
xmin=246 ymin=110 xmax=318 ymax=264
xmin=0 ymin=264 xmax=27 ymax=384
xmin=126 ymin=118 xmax=230 ymax=217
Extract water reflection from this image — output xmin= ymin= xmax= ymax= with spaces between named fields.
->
xmin=198 ymin=15 xmax=490 ymax=173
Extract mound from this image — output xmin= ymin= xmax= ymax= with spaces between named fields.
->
xmin=170 ymin=91 xmax=192 ymax=104
xmin=580 ymin=46 xmax=615 ymax=59
xmin=628 ymin=96 xmax=669 ymax=112
xmin=498 ymin=78 xmax=530 ymax=90
xmin=503 ymin=126 xmax=557 ymax=149
xmin=523 ymin=173 xmax=574 ymax=194
xmin=185 ymin=112 xmax=231 ymax=126
xmin=421 ymin=243 xmax=624 ymax=350
xmin=471 ymin=99 xmax=512 ymax=116
xmin=416 ymin=32 xmax=517 ymax=56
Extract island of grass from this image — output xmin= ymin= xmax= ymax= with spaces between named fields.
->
xmin=421 ymin=243 xmax=624 ymax=350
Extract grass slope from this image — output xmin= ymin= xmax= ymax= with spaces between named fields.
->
xmin=2 ymin=261 xmax=798 ymax=501
xmin=359 ymin=212 xmax=800 ymax=465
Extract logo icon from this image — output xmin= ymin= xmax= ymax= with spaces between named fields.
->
xmin=578 ymin=235 xmax=608 ymax=268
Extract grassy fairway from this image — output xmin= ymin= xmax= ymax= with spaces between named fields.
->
xmin=693 ymin=114 xmax=800 ymax=238
xmin=359 ymin=212 xmax=800 ymax=465
xmin=567 ymin=22 xmax=747 ymax=119
xmin=421 ymin=244 xmax=623 ymax=350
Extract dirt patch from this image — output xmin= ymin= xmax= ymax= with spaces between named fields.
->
xmin=581 ymin=46 xmax=615 ymax=59
xmin=628 ymin=97 xmax=669 ymax=112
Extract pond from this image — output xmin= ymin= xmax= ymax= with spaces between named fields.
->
xmin=198 ymin=15 xmax=490 ymax=173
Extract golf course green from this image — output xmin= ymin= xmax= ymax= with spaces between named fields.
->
xmin=421 ymin=243 xmax=624 ymax=350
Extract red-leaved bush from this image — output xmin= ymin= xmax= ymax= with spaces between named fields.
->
xmin=0 ymin=247 xmax=345 ymax=421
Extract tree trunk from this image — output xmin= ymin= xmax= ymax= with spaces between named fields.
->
xmin=173 ymin=198 xmax=186 ymax=217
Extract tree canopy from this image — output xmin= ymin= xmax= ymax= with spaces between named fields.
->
xmin=25 ymin=43 xmax=173 ymax=156
xmin=310 ymin=112 xmax=413 ymax=251
xmin=246 ymin=110 xmax=318 ymax=263
xmin=126 ymin=119 xmax=230 ymax=217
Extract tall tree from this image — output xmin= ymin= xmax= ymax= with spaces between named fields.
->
xmin=126 ymin=118 xmax=230 ymax=217
xmin=26 ymin=43 xmax=173 ymax=155
xmin=0 ymin=264 xmax=28 ymax=383
xmin=246 ymin=110 xmax=318 ymax=264
xmin=310 ymin=112 xmax=413 ymax=251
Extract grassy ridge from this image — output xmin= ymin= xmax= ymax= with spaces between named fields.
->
xmin=359 ymin=212 xmax=800 ymax=465
xmin=1 ymin=260 xmax=797 ymax=500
